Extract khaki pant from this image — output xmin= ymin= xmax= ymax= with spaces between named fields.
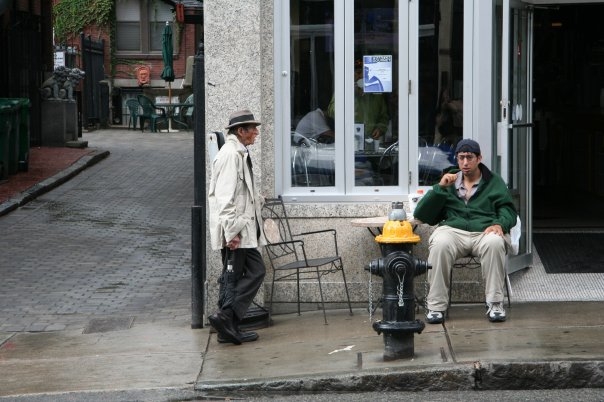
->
xmin=426 ymin=225 xmax=510 ymax=312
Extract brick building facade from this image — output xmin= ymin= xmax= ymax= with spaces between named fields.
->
xmin=53 ymin=0 xmax=203 ymax=128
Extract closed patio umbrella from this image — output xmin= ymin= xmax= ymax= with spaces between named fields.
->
xmin=160 ymin=21 xmax=177 ymax=131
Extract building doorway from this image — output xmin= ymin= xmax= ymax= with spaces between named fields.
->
xmin=532 ymin=3 xmax=604 ymax=229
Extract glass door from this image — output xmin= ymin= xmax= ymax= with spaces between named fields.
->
xmin=496 ymin=0 xmax=533 ymax=273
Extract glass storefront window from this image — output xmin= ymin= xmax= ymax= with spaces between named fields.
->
xmin=417 ymin=0 xmax=463 ymax=186
xmin=285 ymin=0 xmax=463 ymax=195
xmin=289 ymin=0 xmax=399 ymax=190
xmin=290 ymin=0 xmax=336 ymax=187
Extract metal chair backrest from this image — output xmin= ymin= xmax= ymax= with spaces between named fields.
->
xmin=260 ymin=195 xmax=353 ymax=324
xmin=261 ymin=197 xmax=298 ymax=262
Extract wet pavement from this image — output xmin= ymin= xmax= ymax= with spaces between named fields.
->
xmin=1 ymin=129 xmax=604 ymax=400
xmin=198 ymin=303 xmax=604 ymax=395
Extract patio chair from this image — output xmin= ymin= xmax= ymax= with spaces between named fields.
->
xmin=137 ymin=95 xmax=168 ymax=132
xmin=125 ymin=98 xmax=140 ymax=130
xmin=172 ymin=94 xmax=194 ymax=130
xmin=261 ymin=195 xmax=353 ymax=324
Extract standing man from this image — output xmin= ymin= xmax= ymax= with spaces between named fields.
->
xmin=413 ymin=139 xmax=517 ymax=324
xmin=208 ymin=109 xmax=266 ymax=345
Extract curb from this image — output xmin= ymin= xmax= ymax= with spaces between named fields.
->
xmin=0 ymin=149 xmax=110 ymax=217
xmin=196 ymin=360 xmax=604 ymax=397
xmin=0 ymin=387 xmax=203 ymax=401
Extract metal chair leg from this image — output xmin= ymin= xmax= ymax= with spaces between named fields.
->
xmin=296 ymin=269 xmax=301 ymax=316
xmin=316 ymin=267 xmax=328 ymax=325
xmin=269 ymin=272 xmax=277 ymax=326
xmin=339 ymin=259 xmax=353 ymax=316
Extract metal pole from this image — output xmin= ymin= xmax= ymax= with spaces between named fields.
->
xmin=191 ymin=42 xmax=206 ymax=329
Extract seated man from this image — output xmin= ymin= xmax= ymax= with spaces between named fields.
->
xmin=413 ymin=139 xmax=517 ymax=324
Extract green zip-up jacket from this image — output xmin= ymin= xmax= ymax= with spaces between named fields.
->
xmin=413 ymin=164 xmax=517 ymax=233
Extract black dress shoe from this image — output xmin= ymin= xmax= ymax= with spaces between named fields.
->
xmin=217 ymin=331 xmax=258 ymax=344
xmin=208 ymin=310 xmax=242 ymax=345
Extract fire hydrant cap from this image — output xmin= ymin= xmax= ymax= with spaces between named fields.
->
xmin=375 ymin=220 xmax=421 ymax=244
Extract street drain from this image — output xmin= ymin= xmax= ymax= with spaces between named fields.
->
xmin=83 ymin=317 xmax=135 ymax=334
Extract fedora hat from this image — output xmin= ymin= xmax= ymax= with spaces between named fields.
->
xmin=225 ymin=109 xmax=261 ymax=129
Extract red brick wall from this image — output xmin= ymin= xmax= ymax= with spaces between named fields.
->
xmin=52 ymin=0 xmax=199 ymax=86
xmin=112 ymin=22 xmax=197 ymax=84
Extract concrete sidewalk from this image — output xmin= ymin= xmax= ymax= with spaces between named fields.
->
xmin=198 ymin=302 xmax=604 ymax=395
xmin=1 ymin=302 xmax=604 ymax=400
xmin=0 ymin=320 xmax=209 ymax=401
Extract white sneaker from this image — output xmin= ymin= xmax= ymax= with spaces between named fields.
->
xmin=426 ymin=310 xmax=444 ymax=324
xmin=486 ymin=302 xmax=506 ymax=322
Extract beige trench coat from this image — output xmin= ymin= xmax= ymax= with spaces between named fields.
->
xmin=208 ymin=134 xmax=266 ymax=251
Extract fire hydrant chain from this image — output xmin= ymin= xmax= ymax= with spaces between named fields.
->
xmin=424 ymin=274 xmax=429 ymax=312
xmin=396 ymin=271 xmax=405 ymax=307
xmin=368 ymin=269 xmax=374 ymax=322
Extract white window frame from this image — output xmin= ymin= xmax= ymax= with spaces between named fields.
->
xmin=275 ymin=0 xmax=412 ymax=202
xmin=275 ymin=0 xmax=481 ymax=202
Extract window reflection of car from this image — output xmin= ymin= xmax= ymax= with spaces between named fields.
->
xmin=291 ymin=132 xmax=336 ymax=186
xmin=294 ymin=108 xmax=335 ymax=144
xmin=291 ymin=136 xmax=456 ymax=187
xmin=418 ymin=144 xmax=456 ymax=185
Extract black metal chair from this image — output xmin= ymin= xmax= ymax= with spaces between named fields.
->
xmin=137 ymin=95 xmax=168 ymax=132
xmin=418 ymin=216 xmax=521 ymax=317
xmin=416 ymin=255 xmax=513 ymax=319
xmin=448 ymin=255 xmax=512 ymax=312
xmin=261 ymin=196 xmax=353 ymax=324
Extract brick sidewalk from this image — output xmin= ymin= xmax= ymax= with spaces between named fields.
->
xmin=0 ymin=146 xmax=93 ymax=204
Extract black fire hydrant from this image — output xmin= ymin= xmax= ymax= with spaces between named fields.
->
xmin=366 ymin=202 xmax=431 ymax=360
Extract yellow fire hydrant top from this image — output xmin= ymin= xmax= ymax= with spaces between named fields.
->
xmin=375 ymin=219 xmax=421 ymax=244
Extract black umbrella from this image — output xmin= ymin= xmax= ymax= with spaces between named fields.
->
xmin=160 ymin=21 xmax=176 ymax=131
xmin=218 ymin=249 xmax=237 ymax=309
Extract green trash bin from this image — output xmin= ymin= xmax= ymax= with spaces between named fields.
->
xmin=0 ymin=99 xmax=21 ymax=175
xmin=11 ymin=98 xmax=31 ymax=171
xmin=0 ymin=104 xmax=13 ymax=179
